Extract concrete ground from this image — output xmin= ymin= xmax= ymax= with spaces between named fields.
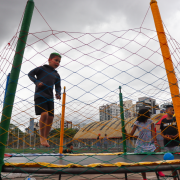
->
xmin=1 ymin=171 xmax=176 ymax=180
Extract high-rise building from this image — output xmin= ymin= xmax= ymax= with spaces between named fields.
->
xmin=25 ymin=120 xmax=39 ymax=134
xmin=52 ymin=114 xmax=72 ymax=130
xmin=99 ymin=103 xmax=120 ymax=121
xmin=123 ymin=100 xmax=136 ymax=119
xmin=52 ymin=114 xmax=61 ymax=129
xmin=29 ymin=118 xmax=34 ymax=135
xmin=136 ymin=97 xmax=159 ymax=114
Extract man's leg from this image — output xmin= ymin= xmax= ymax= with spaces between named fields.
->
xmin=39 ymin=112 xmax=49 ymax=147
xmin=165 ymin=147 xmax=178 ymax=180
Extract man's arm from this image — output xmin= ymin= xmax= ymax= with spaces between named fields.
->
xmin=160 ymin=128 xmax=172 ymax=140
xmin=170 ymin=133 xmax=179 ymax=139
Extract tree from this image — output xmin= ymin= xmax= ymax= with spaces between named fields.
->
xmin=9 ymin=124 xmax=24 ymax=136
xmin=49 ymin=128 xmax=78 ymax=139
xmin=8 ymin=124 xmax=24 ymax=148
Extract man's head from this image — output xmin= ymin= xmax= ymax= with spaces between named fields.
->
xmin=48 ymin=52 xmax=61 ymax=69
xmin=67 ymin=143 xmax=73 ymax=150
xmin=166 ymin=105 xmax=174 ymax=117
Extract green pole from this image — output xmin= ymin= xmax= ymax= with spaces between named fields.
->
xmin=0 ymin=0 xmax=34 ymax=171
xmin=119 ymin=86 xmax=127 ymax=154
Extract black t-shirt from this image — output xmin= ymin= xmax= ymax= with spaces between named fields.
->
xmin=160 ymin=117 xmax=180 ymax=147
xmin=28 ymin=65 xmax=61 ymax=100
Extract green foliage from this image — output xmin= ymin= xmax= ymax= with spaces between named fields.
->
xmin=49 ymin=128 xmax=78 ymax=138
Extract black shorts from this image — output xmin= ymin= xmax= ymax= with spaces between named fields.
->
xmin=35 ymin=97 xmax=54 ymax=116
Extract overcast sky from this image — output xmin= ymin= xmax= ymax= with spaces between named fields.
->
xmin=1 ymin=0 xmax=180 ymax=129
xmin=1 ymin=0 xmax=180 ymax=46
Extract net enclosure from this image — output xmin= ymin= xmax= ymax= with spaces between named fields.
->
xmin=1 ymin=0 xmax=180 ymax=180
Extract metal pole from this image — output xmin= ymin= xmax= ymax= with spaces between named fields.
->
xmin=3 ymin=73 xmax=10 ymax=105
xmin=30 ymin=134 xmax=31 ymax=149
xmin=0 ymin=0 xmax=34 ymax=172
xmin=34 ymin=133 xmax=36 ymax=149
xmin=13 ymin=128 xmax=15 ymax=149
xmin=59 ymin=87 xmax=66 ymax=154
xmin=119 ymin=86 xmax=127 ymax=154
xmin=23 ymin=133 xmax=25 ymax=153
xmin=150 ymin=0 xmax=180 ymax=137
xmin=17 ymin=128 xmax=19 ymax=149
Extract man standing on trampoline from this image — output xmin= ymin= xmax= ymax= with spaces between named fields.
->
xmin=28 ymin=52 xmax=61 ymax=147
xmin=160 ymin=105 xmax=180 ymax=152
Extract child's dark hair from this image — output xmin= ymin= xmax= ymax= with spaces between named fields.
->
xmin=49 ymin=52 xmax=61 ymax=59
xmin=137 ymin=108 xmax=151 ymax=123
xmin=67 ymin=143 xmax=73 ymax=148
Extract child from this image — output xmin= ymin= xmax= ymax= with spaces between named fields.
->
xmin=160 ymin=105 xmax=179 ymax=152
xmin=160 ymin=105 xmax=180 ymax=180
xmin=104 ymin=134 xmax=108 ymax=150
xmin=28 ymin=52 xmax=61 ymax=147
xmin=63 ymin=143 xmax=73 ymax=153
xmin=127 ymin=108 xmax=164 ymax=180
xmin=97 ymin=134 xmax=101 ymax=149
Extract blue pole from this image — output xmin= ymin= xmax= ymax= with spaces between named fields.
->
xmin=3 ymin=73 xmax=10 ymax=104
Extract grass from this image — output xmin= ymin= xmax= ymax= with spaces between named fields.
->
xmin=5 ymin=148 xmax=56 ymax=154
xmin=5 ymin=147 xmax=121 ymax=154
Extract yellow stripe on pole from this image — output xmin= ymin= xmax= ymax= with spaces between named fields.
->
xmin=150 ymin=1 xmax=180 ymax=136
xmin=59 ymin=86 xmax=66 ymax=154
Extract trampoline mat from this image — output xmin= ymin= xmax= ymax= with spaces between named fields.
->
xmin=4 ymin=154 xmax=180 ymax=166
xmin=3 ymin=154 xmax=180 ymax=175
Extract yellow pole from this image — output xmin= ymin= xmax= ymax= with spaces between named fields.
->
xmin=150 ymin=0 xmax=180 ymax=136
xmin=59 ymin=86 xmax=66 ymax=154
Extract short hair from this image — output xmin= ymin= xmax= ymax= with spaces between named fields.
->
xmin=137 ymin=108 xmax=150 ymax=123
xmin=67 ymin=143 xmax=73 ymax=148
xmin=166 ymin=105 xmax=173 ymax=109
xmin=49 ymin=52 xmax=61 ymax=59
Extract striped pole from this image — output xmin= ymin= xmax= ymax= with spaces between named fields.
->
xmin=59 ymin=87 xmax=66 ymax=154
xmin=150 ymin=0 xmax=180 ymax=136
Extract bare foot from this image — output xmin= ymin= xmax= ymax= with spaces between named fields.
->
xmin=40 ymin=137 xmax=50 ymax=147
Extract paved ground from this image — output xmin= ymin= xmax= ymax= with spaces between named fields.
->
xmin=1 ymin=171 xmax=176 ymax=180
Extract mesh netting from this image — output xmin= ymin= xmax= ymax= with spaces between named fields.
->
xmin=1 ymin=1 xmax=180 ymax=180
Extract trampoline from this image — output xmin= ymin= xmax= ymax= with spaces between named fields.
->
xmin=2 ymin=153 xmax=180 ymax=180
